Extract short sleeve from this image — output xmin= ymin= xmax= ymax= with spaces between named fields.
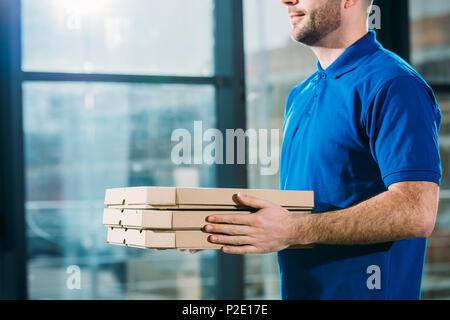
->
xmin=364 ymin=76 xmax=442 ymax=188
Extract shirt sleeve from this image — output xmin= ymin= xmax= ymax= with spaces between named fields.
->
xmin=364 ymin=76 xmax=442 ymax=188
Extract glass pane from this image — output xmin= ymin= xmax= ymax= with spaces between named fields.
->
xmin=21 ymin=0 xmax=214 ymax=76
xmin=409 ymin=0 xmax=450 ymax=299
xmin=24 ymin=82 xmax=217 ymax=299
xmin=423 ymin=92 xmax=450 ymax=300
xmin=409 ymin=0 xmax=450 ymax=83
xmin=243 ymin=0 xmax=317 ymax=299
xmin=244 ymin=0 xmax=316 ymax=190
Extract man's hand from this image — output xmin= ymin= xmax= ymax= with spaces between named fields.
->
xmin=205 ymin=193 xmax=314 ymax=254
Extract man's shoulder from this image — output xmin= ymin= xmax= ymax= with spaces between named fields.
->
xmin=357 ymin=48 xmax=440 ymax=125
xmin=357 ymin=47 xmax=433 ymax=99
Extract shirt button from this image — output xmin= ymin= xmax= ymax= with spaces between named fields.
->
xmin=320 ymin=73 xmax=327 ymax=79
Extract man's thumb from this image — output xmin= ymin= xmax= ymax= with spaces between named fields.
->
xmin=236 ymin=193 xmax=272 ymax=209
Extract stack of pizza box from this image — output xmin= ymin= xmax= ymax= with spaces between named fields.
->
xmin=103 ymin=187 xmax=314 ymax=250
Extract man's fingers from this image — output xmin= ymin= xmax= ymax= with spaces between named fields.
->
xmin=205 ymin=223 xmax=252 ymax=235
xmin=222 ymin=245 xmax=259 ymax=255
xmin=207 ymin=213 xmax=253 ymax=225
xmin=209 ymin=234 xmax=253 ymax=246
xmin=236 ymin=193 xmax=273 ymax=209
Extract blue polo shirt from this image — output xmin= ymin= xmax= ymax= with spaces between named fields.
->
xmin=279 ymin=31 xmax=442 ymax=300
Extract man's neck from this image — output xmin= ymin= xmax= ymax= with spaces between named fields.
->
xmin=310 ymin=28 xmax=369 ymax=70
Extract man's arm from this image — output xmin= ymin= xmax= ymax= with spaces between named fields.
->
xmin=302 ymin=181 xmax=439 ymax=245
xmin=205 ymin=181 xmax=439 ymax=254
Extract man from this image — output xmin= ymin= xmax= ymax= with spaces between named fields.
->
xmin=205 ymin=0 xmax=442 ymax=299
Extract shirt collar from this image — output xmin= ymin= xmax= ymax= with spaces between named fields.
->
xmin=316 ymin=30 xmax=381 ymax=79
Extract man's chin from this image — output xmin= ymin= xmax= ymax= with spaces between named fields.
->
xmin=290 ymin=23 xmax=309 ymax=40
xmin=291 ymin=30 xmax=308 ymax=44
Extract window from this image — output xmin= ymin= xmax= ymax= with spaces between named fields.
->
xmin=409 ymin=0 xmax=450 ymax=299
xmin=22 ymin=0 xmax=219 ymax=299
xmin=22 ymin=0 xmax=214 ymax=76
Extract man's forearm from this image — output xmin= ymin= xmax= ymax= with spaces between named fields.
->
xmin=296 ymin=183 xmax=438 ymax=246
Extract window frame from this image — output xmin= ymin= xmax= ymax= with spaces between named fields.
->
xmin=0 ymin=0 xmax=247 ymax=300
xmin=0 ymin=0 xmax=26 ymax=300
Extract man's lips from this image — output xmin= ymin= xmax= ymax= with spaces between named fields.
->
xmin=289 ymin=12 xmax=306 ymax=23
xmin=289 ymin=13 xmax=305 ymax=23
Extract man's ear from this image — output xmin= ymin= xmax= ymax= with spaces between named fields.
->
xmin=343 ymin=0 xmax=359 ymax=9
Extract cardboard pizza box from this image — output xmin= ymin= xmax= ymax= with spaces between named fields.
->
xmin=106 ymin=227 xmax=219 ymax=249
xmin=106 ymin=227 xmax=314 ymax=250
xmin=102 ymin=208 xmax=253 ymax=230
xmin=106 ymin=226 xmax=126 ymax=245
xmin=104 ymin=187 xmax=314 ymax=210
